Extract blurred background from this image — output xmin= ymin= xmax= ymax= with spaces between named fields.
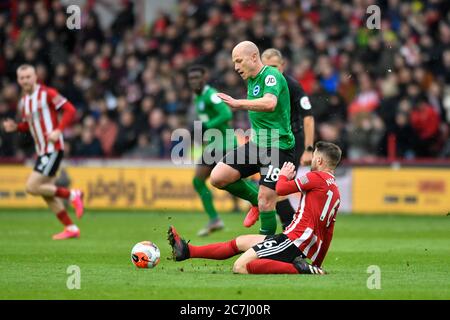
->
xmin=0 ymin=0 xmax=449 ymax=214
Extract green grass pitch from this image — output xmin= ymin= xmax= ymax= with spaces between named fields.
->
xmin=0 ymin=210 xmax=449 ymax=299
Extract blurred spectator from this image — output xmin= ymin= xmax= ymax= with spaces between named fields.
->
xmin=114 ymin=109 xmax=138 ymax=156
xmin=318 ymin=60 xmax=339 ymax=94
xmin=95 ymin=113 xmax=119 ymax=157
xmin=294 ymin=59 xmax=316 ymax=95
xmin=348 ymin=73 xmax=380 ymax=117
xmin=147 ymin=108 xmax=170 ymax=157
xmin=410 ymin=98 xmax=441 ymax=157
xmin=111 ymin=2 xmax=135 ymax=37
xmin=393 ymin=108 xmax=417 ymax=159
xmin=124 ymin=133 xmax=159 ymax=158
xmin=73 ymin=129 xmax=103 ymax=157
xmin=232 ymin=0 xmax=260 ymax=21
xmin=346 ymin=113 xmax=385 ymax=160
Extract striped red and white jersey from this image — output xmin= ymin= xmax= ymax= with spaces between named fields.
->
xmin=283 ymin=171 xmax=340 ymax=267
xmin=18 ymin=85 xmax=67 ymax=156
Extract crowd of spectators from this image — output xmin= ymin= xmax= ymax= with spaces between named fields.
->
xmin=0 ymin=0 xmax=449 ymax=161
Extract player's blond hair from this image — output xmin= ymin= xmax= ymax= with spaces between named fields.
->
xmin=17 ymin=64 xmax=36 ymax=73
xmin=261 ymin=48 xmax=284 ymax=62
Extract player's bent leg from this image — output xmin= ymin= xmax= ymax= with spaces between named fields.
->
xmin=42 ymin=196 xmax=80 ymax=240
xmin=43 ymin=194 xmax=64 ymax=213
xmin=211 ymin=162 xmax=259 ymax=211
xmin=257 ymin=185 xmax=278 ymax=212
xmin=235 ymin=234 xmax=266 ymax=252
xmin=246 ymin=259 xmax=299 ymax=274
xmin=257 ymin=185 xmax=278 ymax=235
xmin=26 ymin=171 xmax=85 ymax=218
xmin=25 ymin=171 xmax=56 ymax=197
xmin=233 ymin=248 xmax=258 ymax=274
xmin=210 ymin=162 xmax=240 ymax=189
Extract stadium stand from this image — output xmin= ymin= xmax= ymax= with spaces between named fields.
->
xmin=0 ymin=0 xmax=449 ymax=161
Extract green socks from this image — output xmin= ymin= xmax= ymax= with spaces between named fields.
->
xmin=223 ymin=179 xmax=258 ymax=206
xmin=259 ymin=210 xmax=277 ymax=235
xmin=220 ymin=179 xmax=277 ymax=235
xmin=193 ymin=177 xmax=218 ymax=220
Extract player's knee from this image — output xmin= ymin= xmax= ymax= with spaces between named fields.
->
xmin=235 ymin=235 xmax=248 ymax=251
xmin=210 ymin=163 xmax=240 ymax=189
xmin=258 ymin=202 xmax=271 ymax=212
xmin=25 ymin=183 xmax=39 ymax=196
xmin=258 ymin=195 xmax=276 ymax=212
xmin=232 ymin=261 xmax=247 ymax=274
xmin=210 ymin=171 xmax=227 ymax=189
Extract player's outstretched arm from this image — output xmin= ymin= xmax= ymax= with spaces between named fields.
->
xmin=217 ymin=92 xmax=277 ymax=112
xmin=237 ymin=93 xmax=277 ymax=112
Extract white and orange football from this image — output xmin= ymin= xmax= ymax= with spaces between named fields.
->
xmin=131 ymin=241 xmax=160 ymax=268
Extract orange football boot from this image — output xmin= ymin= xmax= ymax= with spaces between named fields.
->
xmin=243 ymin=205 xmax=260 ymax=228
xmin=52 ymin=227 xmax=80 ymax=240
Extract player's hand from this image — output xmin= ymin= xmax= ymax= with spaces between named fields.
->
xmin=47 ymin=129 xmax=61 ymax=143
xmin=2 ymin=119 xmax=18 ymax=133
xmin=280 ymin=162 xmax=296 ymax=180
xmin=300 ymin=150 xmax=313 ymax=166
xmin=217 ymin=93 xmax=241 ymax=109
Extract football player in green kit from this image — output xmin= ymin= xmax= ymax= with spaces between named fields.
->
xmin=187 ymin=65 xmax=237 ymax=236
xmin=214 ymin=41 xmax=295 ymax=235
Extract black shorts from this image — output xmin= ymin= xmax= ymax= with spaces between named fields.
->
xmin=222 ymin=142 xmax=294 ymax=190
xmin=33 ymin=151 xmax=64 ymax=177
xmin=252 ymin=233 xmax=305 ymax=263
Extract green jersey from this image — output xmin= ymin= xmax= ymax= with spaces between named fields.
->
xmin=247 ymin=65 xmax=295 ymax=150
xmin=194 ymin=85 xmax=236 ymax=150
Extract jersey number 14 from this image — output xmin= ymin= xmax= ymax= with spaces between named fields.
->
xmin=320 ymin=190 xmax=340 ymax=228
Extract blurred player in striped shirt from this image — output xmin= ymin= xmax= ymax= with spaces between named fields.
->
xmin=2 ymin=64 xmax=84 ymax=240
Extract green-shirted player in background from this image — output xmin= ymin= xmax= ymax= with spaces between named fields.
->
xmin=187 ymin=65 xmax=237 ymax=236
xmin=213 ymin=41 xmax=295 ymax=235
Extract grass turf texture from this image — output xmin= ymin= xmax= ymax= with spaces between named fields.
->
xmin=0 ymin=210 xmax=449 ymax=300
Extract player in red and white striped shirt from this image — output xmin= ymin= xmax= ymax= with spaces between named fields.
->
xmin=2 ymin=64 xmax=85 ymax=240
xmin=168 ymin=141 xmax=342 ymax=274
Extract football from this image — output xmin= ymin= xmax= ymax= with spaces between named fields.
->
xmin=131 ymin=241 xmax=160 ymax=268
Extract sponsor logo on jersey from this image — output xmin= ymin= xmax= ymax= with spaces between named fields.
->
xmin=210 ymin=93 xmax=222 ymax=104
xmin=299 ymin=175 xmax=309 ymax=185
xmin=253 ymin=85 xmax=260 ymax=96
xmin=265 ymin=75 xmax=277 ymax=86
xmin=300 ymin=96 xmax=312 ymax=110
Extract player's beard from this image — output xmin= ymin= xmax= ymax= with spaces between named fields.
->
xmin=21 ymin=83 xmax=33 ymax=94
